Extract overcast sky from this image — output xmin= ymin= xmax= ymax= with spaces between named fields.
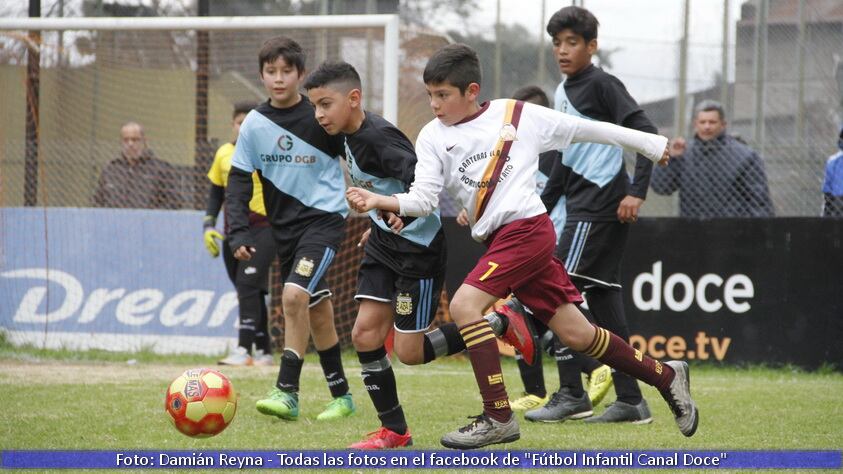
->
xmin=440 ymin=0 xmax=746 ymax=103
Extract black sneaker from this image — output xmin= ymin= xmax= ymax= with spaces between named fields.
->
xmin=440 ymin=413 xmax=520 ymax=449
xmin=524 ymin=387 xmax=593 ymax=423
xmin=584 ymin=399 xmax=653 ymax=424
xmin=660 ymin=361 xmax=699 ymax=437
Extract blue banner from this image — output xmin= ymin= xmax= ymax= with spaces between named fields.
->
xmin=1 ymin=450 xmax=840 ymax=469
xmin=0 ymin=208 xmax=239 ymax=354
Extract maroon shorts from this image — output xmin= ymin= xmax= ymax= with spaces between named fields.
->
xmin=464 ymin=213 xmax=582 ymax=324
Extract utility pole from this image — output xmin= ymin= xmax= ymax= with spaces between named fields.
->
xmin=494 ymin=0 xmax=502 ymax=98
xmin=538 ymin=0 xmax=547 ymax=87
xmin=675 ymin=0 xmax=690 ymax=136
xmin=796 ymin=0 xmax=806 ymax=145
xmin=720 ymin=0 xmax=730 ymax=116
xmin=25 ymin=0 xmax=40 ymax=206
xmin=194 ymin=0 xmax=210 ymax=209
xmin=753 ymin=0 xmax=768 ymax=154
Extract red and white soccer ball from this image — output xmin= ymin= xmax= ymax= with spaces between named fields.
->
xmin=165 ymin=368 xmax=237 ymax=438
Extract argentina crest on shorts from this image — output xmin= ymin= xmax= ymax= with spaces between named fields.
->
xmin=395 ymin=292 xmax=413 ymax=316
xmin=295 ymin=257 xmax=315 ymax=277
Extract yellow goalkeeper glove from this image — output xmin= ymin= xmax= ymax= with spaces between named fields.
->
xmin=204 ymin=228 xmax=224 ymax=257
xmin=203 ymin=215 xmax=224 ymax=258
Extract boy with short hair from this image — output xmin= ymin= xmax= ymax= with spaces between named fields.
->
xmin=204 ymin=101 xmax=275 ymax=366
xmin=347 ymin=43 xmax=698 ymax=449
xmin=303 ymin=60 xmax=538 ymax=449
xmin=530 ymin=5 xmax=661 ymax=424
xmin=226 ymin=36 xmax=353 ymax=422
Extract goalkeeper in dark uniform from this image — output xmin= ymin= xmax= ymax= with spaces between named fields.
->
xmin=204 ymin=102 xmax=275 ymax=366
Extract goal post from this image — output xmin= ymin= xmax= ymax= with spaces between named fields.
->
xmin=0 ymin=14 xmax=418 ymax=355
xmin=0 ymin=14 xmax=400 ymax=123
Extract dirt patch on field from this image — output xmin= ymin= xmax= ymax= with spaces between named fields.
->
xmin=0 ymin=360 xmax=278 ymax=385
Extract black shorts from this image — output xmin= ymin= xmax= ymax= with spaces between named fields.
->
xmin=222 ymin=225 xmax=275 ymax=293
xmin=355 ymin=255 xmax=445 ymax=333
xmin=277 ymin=217 xmax=345 ymax=307
xmin=555 ymin=220 xmax=629 ymax=290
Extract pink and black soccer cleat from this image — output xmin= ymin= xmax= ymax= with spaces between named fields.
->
xmin=349 ymin=427 xmax=413 ymax=449
xmin=497 ymin=298 xmax=540 ymax=366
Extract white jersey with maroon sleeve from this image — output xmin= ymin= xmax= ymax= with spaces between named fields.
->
xmin=396 ymin=99 xmax=667 ymax=242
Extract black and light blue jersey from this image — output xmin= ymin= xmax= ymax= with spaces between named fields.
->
xmin=229 ymin=97 xmax=346 ymax=245
xmin=543 ymin=64 xmax=657 ymax=221
xmin=536 ymin=150 xmax=566 ymax=239
xmin=346 ymin=112 xmax=446 ymax=278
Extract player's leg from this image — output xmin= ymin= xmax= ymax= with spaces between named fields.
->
xmin=439 ymin=214 xmax=567 ymax=448
xmin=252 ymin=292 xmax=274 ymax=366
xmin=350 ymin=300 xmax=412 ymax=448
xmin=255 ymin=277 xmax=310 ymax=420
xmin=577 ymin=301 xmax=612 ymax=406
xmin=538 ymin=220 xmax=598 ymax=410
xmin=544 ymin=301 xmax=698 ymax=437
xmin=308 ymin=296 xmax=354 ymax=420
xmin=510 ymin=318 xmax=548 ymax=411
xmin=584 ymin=286 xmax=652 ymax=424
xmin=255 ymin=235 xmax=314 ymax=420
xmin=219 ymin=225 xmax=273 ymax=366
xmin=219 ymin=240 xmax=253 ymax=365
xmin=569 ymin=220 xmax=648 ymax=422
xmin=253 ymin=230 xmax=278 ymax=365
xmin=440 ymin=283 xmax=521 ymax=449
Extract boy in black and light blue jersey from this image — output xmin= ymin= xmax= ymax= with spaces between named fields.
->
xmin=305 ymin=61 xmax=539 ymax=449
xmin=533 ymin=6 xmax=659 ymax=425
xmin=226 ymin=36 xmax=354 ymax=423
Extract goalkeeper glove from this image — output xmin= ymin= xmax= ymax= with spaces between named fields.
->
xmin=203 ymin=215 xmax=224 ymax=258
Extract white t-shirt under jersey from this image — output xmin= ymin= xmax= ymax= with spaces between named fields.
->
xmin=396 ymin=99 xmax=667 ymax=242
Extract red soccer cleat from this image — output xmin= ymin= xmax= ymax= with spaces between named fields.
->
xmin=348 ymin=427 xmax=413 ymax=449
xmin=497 ymin=298 xmax=539 ymax=366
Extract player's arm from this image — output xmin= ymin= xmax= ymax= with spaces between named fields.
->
xmin=531 ymin=103 xmax=669 ymax=166
xmin=600 ymin=76 xmax=658 ymax=200
xmin=225 ymin=124 xmax=258 ymax=260
xmin=202 ymin=184 xmax=225 ymax=257
xmin=540 ymin=151 xmax=566 ymax=212
xmin=348 ymin=128 xmax=444 ymax=217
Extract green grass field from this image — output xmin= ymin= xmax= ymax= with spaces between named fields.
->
xmin=2 ymin=339 xmax=842 ymax=473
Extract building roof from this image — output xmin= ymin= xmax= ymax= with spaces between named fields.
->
xmin=739 ymin=0 xmax=843 ymax=26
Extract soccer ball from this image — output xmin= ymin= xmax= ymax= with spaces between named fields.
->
xmin=165 ymin=368 xmax=237 ymax=438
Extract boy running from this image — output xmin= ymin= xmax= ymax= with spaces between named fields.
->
xmin=347 ymin=44 xmax=698 ymax=449
xmin=304 ymin=60 xmax=538 ymax=449
xmin=226 ymin=36 xmax=353 ymax=422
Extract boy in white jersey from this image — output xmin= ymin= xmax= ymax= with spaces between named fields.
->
xmin=347 ymin=43 xmax=698 ymax=449
xmin=305 ymin=60 xmax=539 ymax=449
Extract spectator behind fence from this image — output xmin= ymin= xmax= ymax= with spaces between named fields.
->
xmin=651 ymin=100 xmax=774 ymax=218
xmin=92 ymin=121 xmax=181 ymax=209
xmin=822 ymin=124 xmax=843 ymax=217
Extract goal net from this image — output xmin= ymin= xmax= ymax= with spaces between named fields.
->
xmin=0 ymin=14 xmax=452 ymax=355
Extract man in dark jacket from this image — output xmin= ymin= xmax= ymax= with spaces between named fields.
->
xmin=92 ymin=122 xmax=181 ymax=209
xmin=651 ymin=100 xmax=774 ymax=218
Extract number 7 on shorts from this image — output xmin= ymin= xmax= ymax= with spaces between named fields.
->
xmin=479 ymin=261 xmax=499 ymax=281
